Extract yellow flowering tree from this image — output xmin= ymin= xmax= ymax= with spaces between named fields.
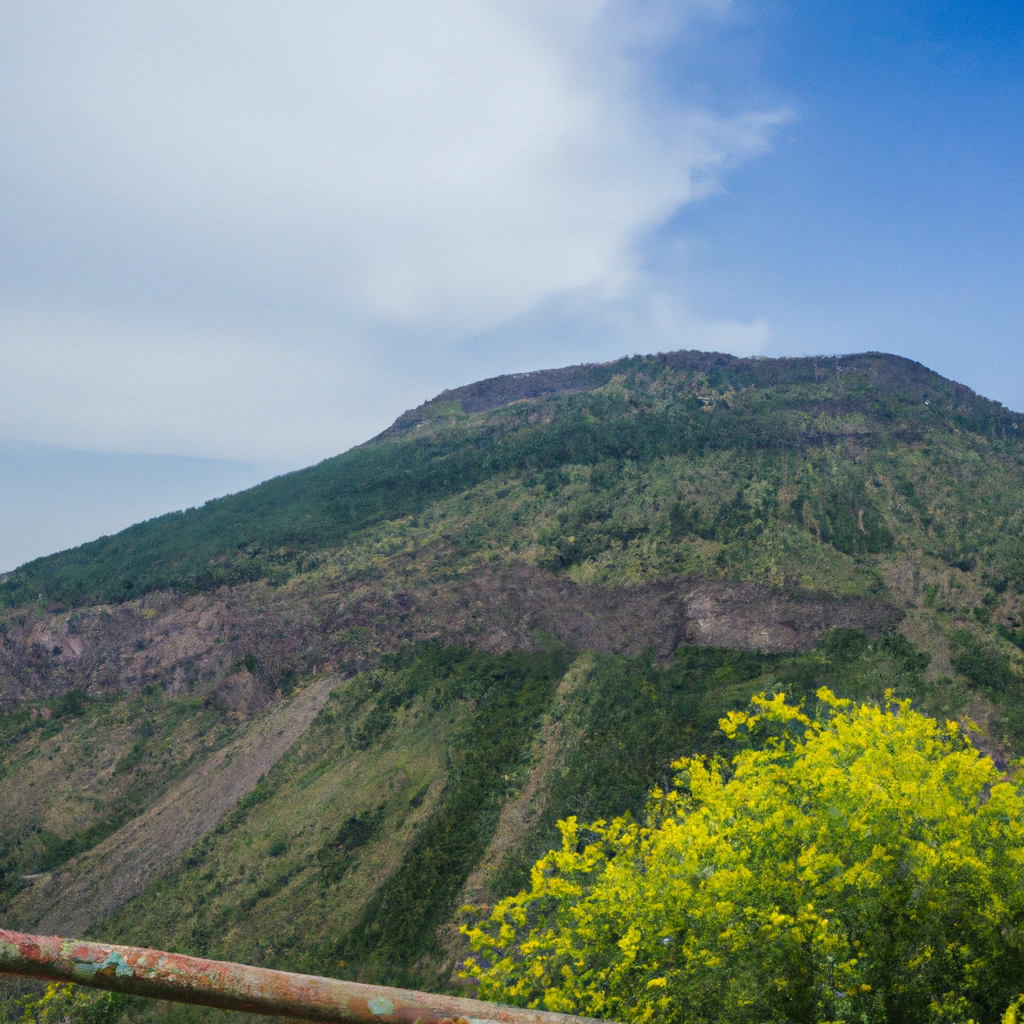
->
xmin=12 ymin=983 xmax=125 ymax=1024
xmin=462 ymin=690 xmax=1024 ymax=1024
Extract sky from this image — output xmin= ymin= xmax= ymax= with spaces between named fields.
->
xmin=1 ymin=0 xmax=1022 ymax=571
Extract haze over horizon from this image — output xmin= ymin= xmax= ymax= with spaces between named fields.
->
xmin=1 ymin=1 xmax=1021 ymax=571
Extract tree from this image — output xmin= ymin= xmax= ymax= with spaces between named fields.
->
xmin=463 ymin=689 xmax=1024 ymax=1024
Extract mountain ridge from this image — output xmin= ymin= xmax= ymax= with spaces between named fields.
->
xmin=3 ymin=349 xmax=1021 ymax=612
xmin=382 ymin=349 xmax=1021 ymax=438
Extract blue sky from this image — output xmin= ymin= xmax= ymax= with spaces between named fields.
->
xmin=668 ymin=0 xmax=1024 ymax=407
xmin=0 ymin=1 xmax=1021 ymax=570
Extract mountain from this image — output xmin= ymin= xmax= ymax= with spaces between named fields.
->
xmin=2 ymin=349 xmax=1024 ymax=1019
xmin=4 ymin=349 xmax=1021 ymax=612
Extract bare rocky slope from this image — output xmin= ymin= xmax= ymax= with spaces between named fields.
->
xmin=13 ymin=676 xmax=337 ymax=937
xmin=0 ymin=566 xmax=900 ymax=710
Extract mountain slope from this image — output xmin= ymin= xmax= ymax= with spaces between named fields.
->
xmin=8 ymin=640 xmax=950 ymax=994
xmin=3 ymin=350 xmax=1021 ymax=609
xmin=12 ymin=675 xmax=336 ymax=937
xmin=3 ymin=348 xmax=1024 ymax=1022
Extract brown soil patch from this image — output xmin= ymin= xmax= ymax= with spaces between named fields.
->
xmin=0 ymin=566 xmax=900 ymax=711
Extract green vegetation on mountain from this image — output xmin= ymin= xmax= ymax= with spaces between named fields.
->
xmin=3 ymin=349 xmax=1024 ymax=1024
xmin=3 ymin=351 xmax=1023 ymax=609
xmin=10 ymin=633 xmax=950 ymax=1003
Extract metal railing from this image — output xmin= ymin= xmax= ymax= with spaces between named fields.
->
xmin=0 ymin=929 xmax=602 ymax=1024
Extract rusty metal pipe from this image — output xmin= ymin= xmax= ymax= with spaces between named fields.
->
xmin=0 ymin=929 xmax=601 ymax=1024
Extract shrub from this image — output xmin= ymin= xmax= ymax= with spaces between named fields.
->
xmin=463 ymin=689 xmax=1024 ymax=1024
xmin=15 ymin=983 xmax=126 ymax=1024
xmin=817 ymin=627 xmax=869 ymax=663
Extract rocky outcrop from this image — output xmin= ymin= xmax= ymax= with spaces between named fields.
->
xmin=0 ymin=566 xmax=900 ymax=709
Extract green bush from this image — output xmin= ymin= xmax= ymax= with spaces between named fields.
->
xmin=13 ymin=983 xmax=126 ymax=1024
xmin=465 ymin=690 xmax=1024 ymax=1024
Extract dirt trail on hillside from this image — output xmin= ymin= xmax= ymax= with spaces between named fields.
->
xmin=13 ymin=675 xmax=339 ymax=937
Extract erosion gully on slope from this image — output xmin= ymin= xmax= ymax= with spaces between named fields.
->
xmin=9 ymin=676 xmax=338 ymax=936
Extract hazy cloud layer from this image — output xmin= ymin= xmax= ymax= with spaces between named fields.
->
xmin=0 ymin=1 xmax=786 ymax=465
xmin=0 ymin=440 xmax=264 ymax=573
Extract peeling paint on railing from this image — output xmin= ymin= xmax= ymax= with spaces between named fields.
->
xmin=0 ymin=930 xmax=603 ymax=1024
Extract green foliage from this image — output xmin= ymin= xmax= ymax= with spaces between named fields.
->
xmin=816 ymin=627 xmax=869 ymax=663
xmin=949 ymin=630 xmax=1024 ymax=745
xmin=950 ymin=630 xmax=1022 ymax=694
xmin=275 ymin=668 xmax=297 ymax=696
xmin=793 ymin=478 xmax=894 ymax=555
xmin=464 ymin=690 xmax=1024 ymax=1024
xmin=235 ymin=779 xmax=272 ymax=813
xmin=873 ymin=631 xmax=933 ymax=674
xmin=331 ymin=645 xmax=573 ymax=987
xmin=997 ymin=541 xmax=1024 ymax=594
xmin=114 ymin=736 xmax=148 ymax=774
xmin=11 ymin=983 xmax=127 ymax=1024
xmin=316 ymin=806 xmax=385 ymax=881
xmin=997 ymin=623 xmax=1024 ymax=654
xmin=490 ymin=647 xmax=779 ymax=899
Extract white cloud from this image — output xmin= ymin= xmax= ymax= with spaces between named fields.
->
xmin=0 ymin=0 xmax=787 ymax=462
xmin=0 ymin=301 xmax=396 ymax=465
xmin=642 ymin=292 xmax=774 ymax=357
xmin=457 ymin=276 xmax=774 ymax=373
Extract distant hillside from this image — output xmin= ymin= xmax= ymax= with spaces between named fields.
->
xmin=4 ymin=348 xmax=1024 ymax=1023
xmin=2 ymin=350 xmax=1021 ymax=610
